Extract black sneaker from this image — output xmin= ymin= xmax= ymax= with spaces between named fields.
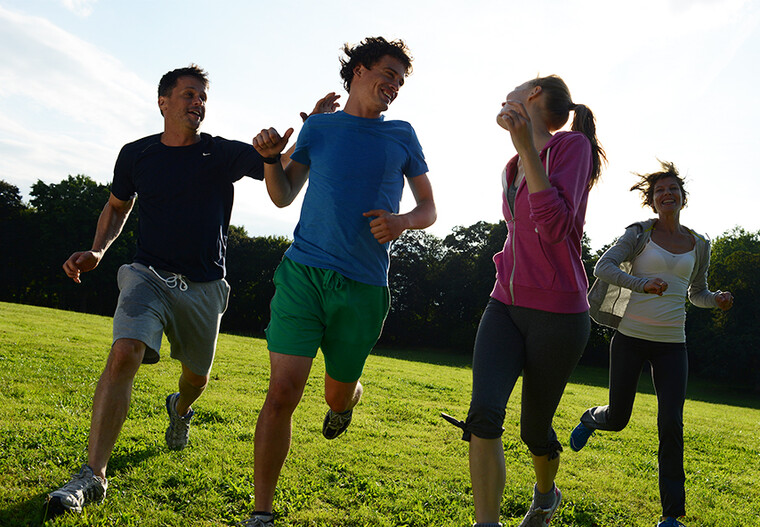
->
xmin=46 ymin=464 xmax=107 ymax=516
xmin=322 ymin=408 xmax=353 ymax=439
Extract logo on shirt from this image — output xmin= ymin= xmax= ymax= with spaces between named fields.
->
xmin=202 ymin=152 xmax=211 ymax=156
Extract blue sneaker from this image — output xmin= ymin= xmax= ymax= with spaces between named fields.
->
xmin=657 ymin=517 xmax=686 ymax=527
xmin=569 ymin=422 xmax=595 ymax=452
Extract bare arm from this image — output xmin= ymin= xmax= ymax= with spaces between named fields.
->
xmin=62 ymin=193 xmax=134 ymax=283
xmin=253 ymin=127 xmax=310 ymax=207
xmin=363 ymin=173 xmax=437 ymax=244
xmin=254 ymin=92 xmax=341 ymax=207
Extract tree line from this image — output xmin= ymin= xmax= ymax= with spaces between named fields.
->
xmin=1 ymin=175 xmax=757 ymax=391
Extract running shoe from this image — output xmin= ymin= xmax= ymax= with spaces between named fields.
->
xmin=569 ymin=422 xmax=595 ymax=452
xmin=238 ymin=513 xmax=274 ymax=526
xmin=322 ymin=408 xmax=353 ymax=439
xmin=657 ymin=517 xmax=686 ymax=527
xmin=165 ymin=392 xmax=195 ymax=450
xmin=46 ymin=464 xmax=107 ymax=516
xmin=518 ymin=485 xmax=562 ymax=527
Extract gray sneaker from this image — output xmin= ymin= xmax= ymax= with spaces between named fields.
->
xmin=518 ymin=485 xmax=562 ymax=526
xmin=322 ymin=408 xmax=353 ymax=439
xmin=46 ymin=464 xmax=107 ymax=516
xmin=238 ymin=514 xmax=274 ymax=527
xmin=165 ymin=392 xmax=194 ymax=450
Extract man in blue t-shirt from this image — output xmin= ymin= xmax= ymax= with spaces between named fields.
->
xmin=47 ymin=64 xmax=331 ymax=518
xmin=243 ymin=37 xmax=437 ymax=526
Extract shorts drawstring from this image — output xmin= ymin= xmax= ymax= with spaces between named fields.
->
xmin=149 ymin=265 xmax=188 ymax=291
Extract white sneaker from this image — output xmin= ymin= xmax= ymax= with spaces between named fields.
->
xmin=518 ymin=485 xmax=561 ymax=526
xmin=165 ymin=392 xmax=194 ymax=450
xmin=46 ymin=464 xmax=107 ymax=515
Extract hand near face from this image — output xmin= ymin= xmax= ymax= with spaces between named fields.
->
xmin=715 ymin=291 xmax=734 ymax=311
xmin=253 ymin=127 xmax=294 ymax=159
xmin=363 ymin=209 xmax=408 ymax=244
xmin=497 ymin=100 xmax=535 ymax=154
xmin=644 ymin=277 xmax=669 ymax=296
xmin=300 ymin=92 xmax=341 ymax=122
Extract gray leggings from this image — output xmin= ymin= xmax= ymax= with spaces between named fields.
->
xmin=464 ymin=298 xmax=590 ymax=458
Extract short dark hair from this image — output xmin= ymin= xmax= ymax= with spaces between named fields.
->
xmin=157 ymin=64 xmax=208 ymax=98
xmin=339 ymin=37 xmax=412 ymax=92
xmin=630 ymin=160 xmax=689 ymax=212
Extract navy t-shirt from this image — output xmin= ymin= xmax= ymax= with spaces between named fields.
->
xmin=111 ymin=133 xmax=264 ymax=281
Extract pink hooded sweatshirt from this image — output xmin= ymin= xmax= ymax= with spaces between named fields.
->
xmin=491 ymin=131 xmax=592 ymax=314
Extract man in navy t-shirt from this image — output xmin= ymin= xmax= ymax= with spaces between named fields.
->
xmin=48 ymin=64 xmax=285 ymax=517
xmin=243 ymin=37 xmax=437 ymax=526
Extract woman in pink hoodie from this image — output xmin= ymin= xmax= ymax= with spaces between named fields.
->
xmin=447 ymin=75 xmax=606 ymax=527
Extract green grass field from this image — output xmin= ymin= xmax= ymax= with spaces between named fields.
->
xmin=0 ymin=301 xmax=757 ymax=526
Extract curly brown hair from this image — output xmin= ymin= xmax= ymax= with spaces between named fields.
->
xmin=630 ymin=160 xmax=688 ymax=212
xmin=339 ymin=37 xmax=412 ymax=92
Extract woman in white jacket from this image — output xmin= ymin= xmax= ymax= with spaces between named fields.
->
xmin=572 ymin=160 xmax=733 ymax=527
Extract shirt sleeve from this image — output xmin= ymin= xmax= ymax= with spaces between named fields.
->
xmin=222 ymin=138 xmax=264 ymax=182
xmin=290 ymin=119 xmax=312 ymax=167
xmin=110 ymin=145 xmax=137 ymax=201
xmin=688 ymin=235 xmax=720 ymax=308
xmin=594 ymin=224 xmax=650 ymax=293
xmin=527 ymin=133 xmax=591 ymax=244
xmin=403 ymin=124 xmax=429 ymax=178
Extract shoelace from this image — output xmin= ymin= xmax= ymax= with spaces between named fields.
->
xmin=149 ymin=266 xmax=188 ymax=291
xmin=60 ymin=468 xmax=103 ymax=497
xmin=61 ymin=473 xmax=91 ymax=492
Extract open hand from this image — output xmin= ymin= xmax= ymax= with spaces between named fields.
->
xmin=300 ymin=92 xmax=341 ymax=122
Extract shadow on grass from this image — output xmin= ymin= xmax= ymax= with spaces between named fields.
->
xmin=374 ymin=346 xmax=760 ymax=410
xmin=0 ymin=446 xmax=164 ymax=526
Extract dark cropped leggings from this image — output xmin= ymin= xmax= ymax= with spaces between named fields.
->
xmin=580 ymin=331 xmax=687 ymax=518
xmin=465 ymin=298 xmax=590 ymax=459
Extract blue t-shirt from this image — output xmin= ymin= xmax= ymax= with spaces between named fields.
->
xmin=111 ymin=133 xmax=264 ymax=281
xmin=286 ymin=111 xmax=428 ymax=286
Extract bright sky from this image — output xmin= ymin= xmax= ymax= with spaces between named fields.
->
xmin=1 ymin=0 xmax=758 ymax=252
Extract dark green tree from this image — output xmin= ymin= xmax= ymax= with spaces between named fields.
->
xmin=222 ymin=226 xmax=290 ymax=336
xmin=686 ymin=228 xmax=760 ymax=391
xmin=382 ymin=229 xmax=445 ymax=347
xmin=28 ymin=175 xmax=137 ymax=314
xmin=0 ymin=181 xmax=34 ymax=303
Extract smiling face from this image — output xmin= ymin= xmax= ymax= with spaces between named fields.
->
xmin=652 ymin=175 xmax=685 ymax=214
xmin=349 ymin=55 xmax=406 ymax=117
xmin=158 ymin=75 xmax=207 ymax=133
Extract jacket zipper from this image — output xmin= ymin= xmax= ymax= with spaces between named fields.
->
xmin=505 ymin=148 xmax=551 ymax=304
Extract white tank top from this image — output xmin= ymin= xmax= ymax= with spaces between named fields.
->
xmin=617 ymin=240 xmax=696 ymax=343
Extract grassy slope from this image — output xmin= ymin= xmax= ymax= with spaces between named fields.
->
xmin=0 ymin=301 xmax=757 ymax=526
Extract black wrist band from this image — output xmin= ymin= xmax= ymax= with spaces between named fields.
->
xmin=263 ymin=153 xmax=281 ymax=165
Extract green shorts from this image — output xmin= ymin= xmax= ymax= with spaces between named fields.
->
xmin=265 ymin=257 xmax=390 ymax=383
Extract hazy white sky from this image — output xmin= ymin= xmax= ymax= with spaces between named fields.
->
xmin=1 ymin=0 xmax=758 ymax=251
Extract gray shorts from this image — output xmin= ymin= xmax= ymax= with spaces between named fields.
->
xmin=113 ymin=263 xmax=230 ymax=376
